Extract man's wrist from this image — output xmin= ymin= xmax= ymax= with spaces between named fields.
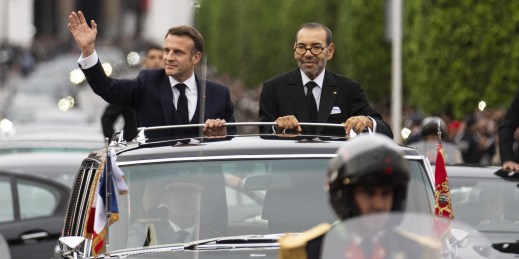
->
xmin=82 ymin=45 xmax=95 ymax=58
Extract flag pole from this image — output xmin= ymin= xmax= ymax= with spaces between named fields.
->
xmin=437 ymin=119 xmax=442 ymax=143
xmin=104 ymin=138 xmax=111 ymax=256
xmin=437 ymin=119 xmax=442 ymax=150
xmin=198 ymin=54 xmax=207 ymax=139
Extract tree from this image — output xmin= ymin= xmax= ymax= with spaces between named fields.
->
xmin=404 ymin=0 xmax=519 ymax=118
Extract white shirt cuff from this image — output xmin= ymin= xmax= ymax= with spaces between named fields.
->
xmin=77 ymin=50 xmax=98 ymax=69
xmin=367 ymin=116 xmax=377 ymax=132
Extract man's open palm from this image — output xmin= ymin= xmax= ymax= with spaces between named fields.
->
xmin=67 ymin=11 xmax=97 ymax=56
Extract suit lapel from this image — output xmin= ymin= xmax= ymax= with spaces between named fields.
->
xmin=318 ymin=71 xmax=338 ymax=123
xmin=158 ymin=74 xmax=173 ymax=125
xmin=315 ymin=71 xmax=338 ymax=134
xmin=195 ymin=76 xmax=206 ymax=124
xmin=287 ymin=70 xmax=311 ymax=123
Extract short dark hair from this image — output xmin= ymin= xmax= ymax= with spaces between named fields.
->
xmin=165 ymin=26 xmax=204 ymax=54
xmin=145 ymin=44 xmax=163 ymax=55
xmin=296 ymin=22 xmax=333 ymax=45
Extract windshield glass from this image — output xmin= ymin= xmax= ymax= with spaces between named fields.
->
xmin=450 ymin=177 xmax=519 ymax=234
xmin=107 ymin=158 xmax=432 ymax=251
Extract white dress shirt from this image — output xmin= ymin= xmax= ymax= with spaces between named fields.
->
xmin=169 ymin=75 xmax=198 ymax=121
xmin=168 ymin=220 xmax=195 ymax=242
xmin=300 ymin=70 xmax=324 ymax=111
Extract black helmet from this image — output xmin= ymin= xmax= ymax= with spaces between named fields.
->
xmin=327 ymin=134 xmax=410 ymax=220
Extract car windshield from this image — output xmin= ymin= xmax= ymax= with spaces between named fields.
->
xmin=107 ymin=157 xmax=432 ymax=251
xmin=450 ymin=177 xmax=519 ymax=233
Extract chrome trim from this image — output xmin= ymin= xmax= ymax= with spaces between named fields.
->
xmin=402 ymin=155 xmax=425 ymax=160
xmin=138 ymin=122 xmax=344 ymax=130
xmin=117 ymin=154 xmax=337 ymax=166
xmin=197 ymin=243 xmax=279 ymax=249
xmin=21 ymin=232 xmax=48 ymax=240
xmin=133 ymin=122 xmax=345 ymax=144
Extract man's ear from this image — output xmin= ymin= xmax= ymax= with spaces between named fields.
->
xmin=326 ymin=43 xmax=335 ymax=60
xmin=192 ymin=52 xmax=202 ymax=64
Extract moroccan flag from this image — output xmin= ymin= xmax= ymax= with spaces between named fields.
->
xmin=433 ymin=143 xmax=454 ymax=237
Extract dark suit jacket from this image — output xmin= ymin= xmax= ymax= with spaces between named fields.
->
xmin=258 ymin=69 xmax=393 ymax=138
xmin=82 ymin=61 xmax=236 ymax=139
xmin=499 ymin=89 xmax=519 ymax=163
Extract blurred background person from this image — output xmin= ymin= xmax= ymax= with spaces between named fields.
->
xmin=456 ymin=113 xmax=494 ymax=164
xmin=402 ymin=112 xmax=423 ymax=145
xmin=499 ymin=88 xmax=519 ymax=171
xmin=408 ymin=116 xmax=463 ymax=164
xmin=101 ymin=44 xmax=163 ymax=141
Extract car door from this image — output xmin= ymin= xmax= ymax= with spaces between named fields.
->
xmin=0 ymin=172 xmax=69 ymax=259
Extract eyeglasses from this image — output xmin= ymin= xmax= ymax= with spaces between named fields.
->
xmin=294 ymin=44 xmax=327 ymax=55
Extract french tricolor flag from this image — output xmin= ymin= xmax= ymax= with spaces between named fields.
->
xmin=85 ymin=148 xmax=128 ymax=257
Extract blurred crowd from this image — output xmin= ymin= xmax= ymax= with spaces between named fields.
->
xmin=0 ymin=43 xmax=36 ymax=86
xmin=403 ymin=108 xmax=504 ymax=166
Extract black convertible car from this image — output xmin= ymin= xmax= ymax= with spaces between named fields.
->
xmin=57 ymin=123 xmax=435 ymax=258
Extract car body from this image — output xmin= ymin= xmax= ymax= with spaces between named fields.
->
xmin=0 ymin=124 xmax=104 ymax=258
xmin=0 ymin=124 xmax=105 ymax=187
xmin=0 ymin=170 xmax=70 ymax=259
xmin=447 ymin=165 xmax=519 ymax=258
xmin=57 ymin=127 xmax=436 ymax=258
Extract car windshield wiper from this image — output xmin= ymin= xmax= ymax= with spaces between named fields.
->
xmin=111 ymin=245 xmax=185 ymax=258
xmin=184 ymin=233 xmax=284 ymax=250
xmin=110 ymin=234 xmax=284 ymax=257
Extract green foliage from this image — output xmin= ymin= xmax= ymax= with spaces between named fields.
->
xmin=196 ymin=0 xmax=519 ymax=118
xmin=196 ymin=0 xmax=326 ymax=87
xmin=404 ymin=0 xmax=519 ymax=118
xmin=334 ymin=0 xmax=391 ymax=102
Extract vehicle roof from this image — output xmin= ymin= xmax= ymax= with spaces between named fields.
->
xmin=444 ymin=164 xmax=505 ymax=179
xmin=115 ymin=134 xmax=424 ymax=163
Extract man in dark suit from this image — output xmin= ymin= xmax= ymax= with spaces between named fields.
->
xmin=127 ymin=172 xmax=227 ymax=248
xmin=101 ymin=44 xmax=164 ymax=142
xmin=68 ymin=11 xmax=235 ymax=139
xmin=259 ymin=23 xmax=392 ymax=138
xmin=499 ymin=89 xmax=519 ymax=171
xmin=127 ymin=182 xmax=203 ymax=247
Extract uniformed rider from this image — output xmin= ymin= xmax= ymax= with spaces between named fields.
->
xmin=278 ymin=134 xmax=439 ymax=259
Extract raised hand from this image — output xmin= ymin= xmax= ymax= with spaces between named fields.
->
xmin=67 ymin=11 xmax=97 ymax=57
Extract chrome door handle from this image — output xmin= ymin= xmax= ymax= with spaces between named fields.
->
xmin=21 ymin=231 xmax=49 ymax=241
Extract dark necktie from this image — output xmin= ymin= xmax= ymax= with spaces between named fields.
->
xmin=305 ymin=81 xmax=318 ymax=122
xmin=175 ymin=83 xmax=189 ymax=124
xmin=176 ymin=230 xmax=190 ymax=242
